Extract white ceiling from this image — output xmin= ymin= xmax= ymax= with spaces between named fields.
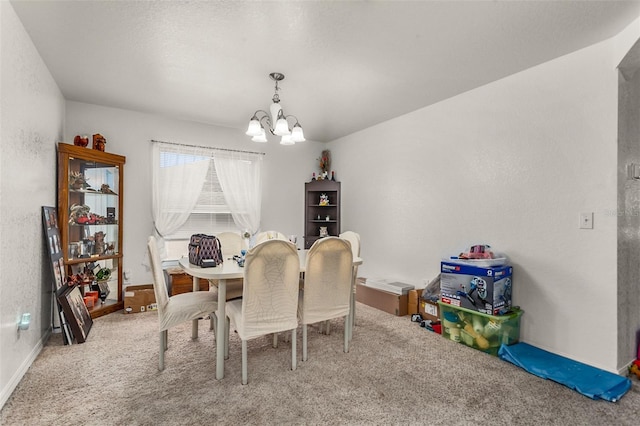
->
xmin=10 ymin=0 xmax=640 ymax=142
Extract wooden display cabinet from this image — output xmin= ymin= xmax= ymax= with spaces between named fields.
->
xmin=304 ymin=180 xmax=341 ymax=249
xmin=57 ymin=143 xmax=125 ymax=318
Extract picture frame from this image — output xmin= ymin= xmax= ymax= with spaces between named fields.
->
xmin=43 ymin=206 xmax=76 ymax=344
xmin=57 ymin=285 xmax=93 ymax=343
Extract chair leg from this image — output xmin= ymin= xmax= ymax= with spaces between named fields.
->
xmin=241 ymin=340 xmax=248 ymax=385
xmin=159 ymin=331 xmax=166 ymax=371
xmin=349 ymin=291 xmax=356 ymax=341
xmin=291 ymin=328 xmax=297 ymax=371
xmin=325 ymin=320 xmax=331 ymax=335
xmin=163 ymin=329 xmax=168 ymax=351
xmin=224 ymin=317 xmax=230 ymax=360
xmin=302 ymin=324 xmax=308 ymax=362
xmin=210 ymin=314 xmax=216 ymax=331
xmin=273 ymin=333 xmax=278 ymax=348
xmin=192 ymin=319 xmax=198 ymax=340
xmin=344 ymin=316 xmax=349 ymax=353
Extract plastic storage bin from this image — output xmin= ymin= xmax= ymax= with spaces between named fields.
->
xmin=438 ymin=302 xmax=523 ymax=356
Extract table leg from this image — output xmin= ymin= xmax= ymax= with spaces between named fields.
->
xmin=192 ymin=275 xmax=199 ymax=340
xmin=216 ymin=278 xmax=227 ymax=380
xmin=347 ymin=266 xmax=356 ymax=341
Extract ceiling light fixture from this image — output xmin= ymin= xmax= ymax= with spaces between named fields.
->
xmin=245 ymin=72 xmax=305 ymax=145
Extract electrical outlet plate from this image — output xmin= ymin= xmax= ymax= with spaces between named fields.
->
xmin=579 ymin=212 xmax=593 ymax=229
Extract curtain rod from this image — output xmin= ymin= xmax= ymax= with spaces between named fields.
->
xmin=150 ymin=139 xmax=266 ymax=156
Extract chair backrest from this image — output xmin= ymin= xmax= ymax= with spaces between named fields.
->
xmin=301 ymin=237 xmax=353 ymax=324
xmin=147 ymin=236 xmax=170 ymax=314
xmin=339 ymin=231 xmax=360 ymax=258
xmin=240 ymin=239 xmax=300 ymax=339
xmin=255 ymin=230 xmax=288 ymax=245
xmin=216 ymin=231 xmax=247 ymax=259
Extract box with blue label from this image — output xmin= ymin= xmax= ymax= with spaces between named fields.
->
xmin=440 ymin=261 xmax=513 ymax=315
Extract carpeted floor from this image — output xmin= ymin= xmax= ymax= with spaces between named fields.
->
xmin=1 ymin=302 xmax=638 ymax=425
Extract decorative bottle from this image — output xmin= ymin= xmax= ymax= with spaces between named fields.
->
xmin=311 ymin=172 xmax=316 ymax=181
xmin=331 ymin=171 xmax=336 ymax=181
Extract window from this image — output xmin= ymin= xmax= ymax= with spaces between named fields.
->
xmin=151 ymin=141 xmax=263 ymax=260
xmin=162 ymin=152 xmax=236 ymax=240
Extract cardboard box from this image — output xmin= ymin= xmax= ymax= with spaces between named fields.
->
xmin=440 ymin=261 xmax=513 ymax=315
xmin=365 ymin=279 xmax=414 ymax=295
xmin=356 ymin=281 xmax=408 ymax=316
xmin=419 ymin=298 xmax=440 ymax=323
xmin=124 ymin=284 xmax=157 ymax=314
xmin=408 ymin=290 xmax=419 ymax=315
xmin=438 ymin=302 xmax=523 ymax=356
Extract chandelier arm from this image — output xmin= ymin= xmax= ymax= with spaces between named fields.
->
xmin=258 ymin=115 xmax=274 ymax=135
xmin=284 ymin=114 xmax=301 ymax=125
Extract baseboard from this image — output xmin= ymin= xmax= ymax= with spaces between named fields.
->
xmin=618 ymin=359 xmax=634 ymax=376
xmin=0 ymin=329 xmax=51 ymax=410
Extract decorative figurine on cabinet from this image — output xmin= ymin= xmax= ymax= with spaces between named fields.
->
xmin=319 ymin=193 xmax=329 ymax=206
xmin=73 ymin=135 xmax=89 ymax=147
xmin=92 ymin=134 xmax=106 ymax=152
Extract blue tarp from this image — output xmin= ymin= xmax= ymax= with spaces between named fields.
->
xmin=498 ymin=342 xmax=632 ymax=402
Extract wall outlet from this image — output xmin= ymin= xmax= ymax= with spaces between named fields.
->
xmin=579 ymin=212 xmax=593 ymax=229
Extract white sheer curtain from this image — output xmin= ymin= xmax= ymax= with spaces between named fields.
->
xmin=151 ymin=142 xmax=210 ymax=257
xmin=213 ymin=150 xmax=263 ymax=238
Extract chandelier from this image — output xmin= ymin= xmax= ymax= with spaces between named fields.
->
xmin=245 ymin=72 xmax=305 ymax=145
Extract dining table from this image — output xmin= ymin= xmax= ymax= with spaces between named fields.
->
xmin=179 ymin=249 xmax=363 ymax=380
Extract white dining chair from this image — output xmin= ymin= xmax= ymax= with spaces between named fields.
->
xmin=224 ymin=239 xmax=300 ymax=384
xmin=255 ymin=230 xmax=288 ymax=245
xmin=298 ymin=237 xmax=353 ymax=362
xmin=339 ymin=231 xmax=360 ymax=341
xmin=216 ymin=231 xmax=247 ymax=260
xmin=147 ymin=236 xmax=219 ymax=371
xmin=209 ymin=231 xmax=247 ymax=303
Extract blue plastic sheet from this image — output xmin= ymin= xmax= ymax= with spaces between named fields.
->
xmin=498 ymin=342 xmax=632 ymax=402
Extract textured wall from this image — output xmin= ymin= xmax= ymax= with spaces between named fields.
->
xmin=0 ymin=1 xmax=65 ymax=408
xmin=329 ymin=39 xmax=620 ymax=372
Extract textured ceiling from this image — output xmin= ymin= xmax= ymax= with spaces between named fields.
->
xmin=10 ymin=0 xmax=640 ymax=142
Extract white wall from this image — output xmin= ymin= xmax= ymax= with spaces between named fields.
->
xmin=0 ymin=1 xmax=65 ymax=408
xmin=64 ymin=102 xmax=321 ymax=287
xmin=329 ymin=39 xmax=621 ymax=372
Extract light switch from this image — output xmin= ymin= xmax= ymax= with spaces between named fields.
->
xmin=579 ymin=212 xmax=593 ymax=229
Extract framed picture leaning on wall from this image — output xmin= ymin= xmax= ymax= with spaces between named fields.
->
xmin=57 ymin=284 xmax=93 ymax=343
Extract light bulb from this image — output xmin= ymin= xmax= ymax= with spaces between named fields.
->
xmin=280 ymin=134 xmax=294 ymax=145
xmin=291 ymin=124 xmax=305 ymax=142
xmin=245 ymin=118 xmax=262 ymax=136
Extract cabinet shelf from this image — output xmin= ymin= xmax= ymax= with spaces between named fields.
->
xmin=69 ymin=189 xmax=117 ymax=196
xmin=66 ymin=253 xmax=123 ymax=266
xmin=69 ymin=223 xmax=119 ymax=227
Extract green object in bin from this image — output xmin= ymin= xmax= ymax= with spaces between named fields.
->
xmin=437 ymin=301 xmax=523 ymax=356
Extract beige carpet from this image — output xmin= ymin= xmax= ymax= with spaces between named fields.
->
xmin=1 ymin=302 xmax=638 ymax=425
